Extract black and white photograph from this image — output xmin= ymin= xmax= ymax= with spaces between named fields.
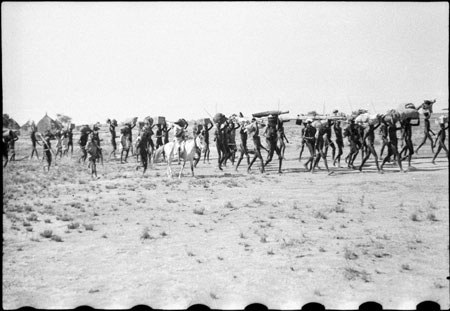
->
xmin=2 ymin=2 xmax=449 ymax=309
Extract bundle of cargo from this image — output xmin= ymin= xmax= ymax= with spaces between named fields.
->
xmin=123 ymin=117 xmax=138 ymax=126
xmin=213 ymin=113 xmax=227 ymax=124
xmin=383 ymin=109 xmax=401 ymax=124
xmin=420 ymin=99 xmax=436 ymax=113
xmin=174 ymin=118 xmax=188 ymax=128
xmin=204 ymin=118 xmax=212 ymax=125
xmin=92 ymin=123 xmax=101 ymax=131
xmin=277 ymin=115 xmax=293 ymax=123
xmin=106 ymin=119 xmax=118 ymax=127
xmin=354 ymin=113 xmax=380 ymax=125
xmin=3 ymin=129 xmax=18 ymax=139
xmin=80 ymin=125 xmax=92 ymax=135
xmin=312 ymin=120 xmax=328 ymax=129
xmin=143 ymin=116 xmax=154 ymax=126
xmin=252 ymin=110 xmax=289 ymax=118
xmin=397 ymin=103 xmax=419 ymax=121
xmin=297 ymin=114 xmax=346 ymax=121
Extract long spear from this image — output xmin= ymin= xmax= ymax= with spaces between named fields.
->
xmin=35 ymin=132 xmax=56 ymax=158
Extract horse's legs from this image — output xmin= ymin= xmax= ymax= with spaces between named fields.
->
xmin=167 ymin=149 xmax=174 ymax=178
xmin=179 ymin=159 xmax=186 ymax=178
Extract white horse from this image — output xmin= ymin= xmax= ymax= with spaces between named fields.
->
xmin=154 ymin=134 xmax=206 ymax=178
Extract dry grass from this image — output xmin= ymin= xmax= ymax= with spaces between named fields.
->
xmin=401 ymin=264 xmax=412 ymax=271
xmin=427 ymin=213 xmax=438 ymax=222
xmin=344 ymin=267 xmax=372 ymax=282
xmin=344 ymin=248 xmax=358 ymax=260
xmin=252 ymin=197 xmax=264 ymax=205
xmin=40 ymin=230 xmax=53 ymax=238
xmin=26 ymin=214 xmax=38 ymax=222
xmin=410 ymin=213 xmax=420 ymax=222
xmin=140 ymin=227 xmax=153 ymax=240
xmin=224 ymin=201 xmax=235 ymax=209
xmin=193 ymin=207 xmax=205 ymax=215
xmin=2 ymin=126 xmax=448 ymax=309
xmin=51 ymin=235 xmax=63 ymax=242
xmin=314 ymin=210 xmax=328 ymax=220
xmin=83 ymin=224 xmax=94 ymax=231
xmin=67 ymin=222 xmax=80 ymax=230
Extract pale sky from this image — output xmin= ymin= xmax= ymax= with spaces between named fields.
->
xmin=2 ymin=2 xmax=449 ymax=126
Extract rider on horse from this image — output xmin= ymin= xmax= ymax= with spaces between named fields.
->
xmin=173 ymin=118 xmax=188 ymax=164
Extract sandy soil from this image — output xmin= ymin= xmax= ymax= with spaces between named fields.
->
xmin=3 ymin=121 xmax=449 ymax=309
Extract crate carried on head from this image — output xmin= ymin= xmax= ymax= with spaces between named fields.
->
xmin=204 ymin=118 xmax=212 ymax=125
xmin=436 ymin=115 xmax=448 ymax=125
xmin=157 ymin=116 xmax=166 ymax=125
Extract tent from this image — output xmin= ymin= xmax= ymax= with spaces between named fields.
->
xmin=36 ymin=113 xmax=62 ymax=134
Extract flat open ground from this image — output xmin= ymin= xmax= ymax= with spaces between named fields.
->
xmin=3 ymin=121 xmax=449 ymax=309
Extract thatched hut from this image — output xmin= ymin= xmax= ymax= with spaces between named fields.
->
xmin=21 ymin=120 xmax=36 ymax=132
xmin=36 ymin=113 xmax=62 ymax=134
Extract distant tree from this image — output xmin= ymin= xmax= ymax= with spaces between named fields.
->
xmin=3 ymin=114 xmax=21 ymax=129
xmin=307 ymin=111 xmax=318 ymax=116
xmin=56 ymin=113 xmax=72 ymax=125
